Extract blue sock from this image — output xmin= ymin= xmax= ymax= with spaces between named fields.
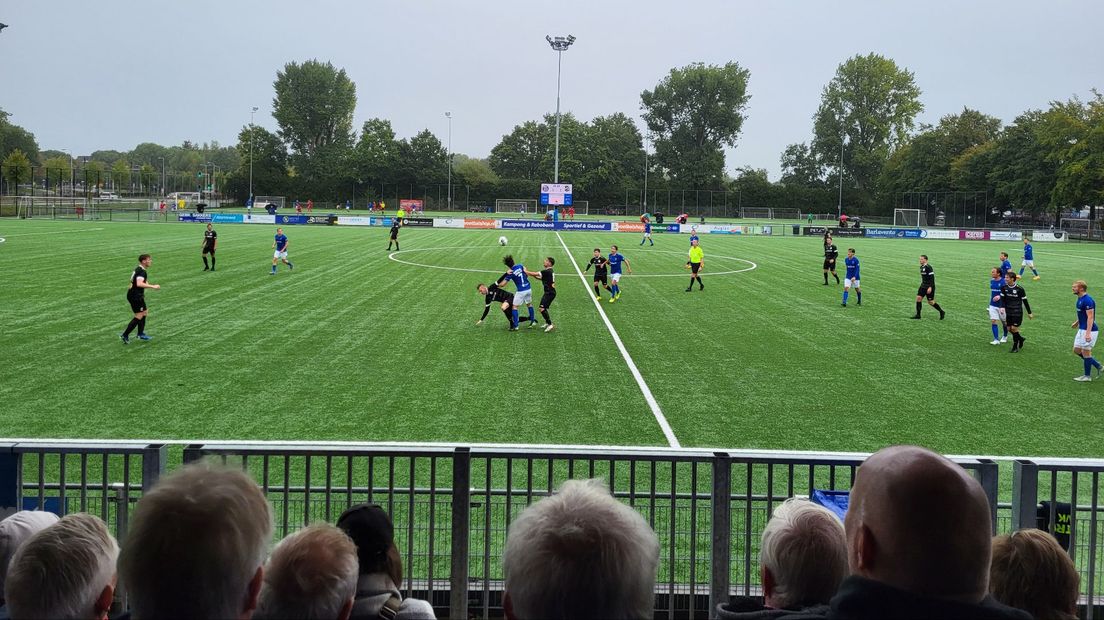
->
xmin=649 ymin=239 xmax=654 ymax=245
xmin=1033 ymin=269 xmax=1039 ymax=276
xmin=271 ymin=265 xmax=276 ymax=273
xmin=1085 ymin=358 xmax=1093 ymax=376
xmin=857 ymin=291 xmax=861 ymax=303
xmin=640 ymin=239 xmax=645 ymax=245
xmin=511 ymin=309 xmax=519 ymax=328
xmin=992 ymin=324 xmax=1000 ymax=340
xmin=612 ymin=285 xmax=619 ymax=296
xmin=1019 ymin=267 xmax=1025 ymax=275
xmin=528 ymin=307 xmax=535 ymax=322
xmin=1003 ymin=324 xmax=1008 ymax=336
xmin=843 ymin=291 xmax=849 ymax=304
xmin=1091 ymin=357 xmax=1102 ymax=370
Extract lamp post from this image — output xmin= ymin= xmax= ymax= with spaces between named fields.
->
xmin=545 ymin=34 xmax=576 ymax=184
xmin=445 ymin=112 xmax=452 ymax=210
xmin=643 ymin=140 xmax=649 ymax=211
xmin=249 ymin=106 xmax=258 ymax=203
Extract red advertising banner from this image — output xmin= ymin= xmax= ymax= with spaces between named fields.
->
xmin=617 ymin=221 xmax=645 ymax=233
xmin=399 ymin=199 xmax=424 ymax=211
xmin=959 ymin=230 xmax=990 ymax=240
xmin=463 ymin=219 xmax=498 ymax=229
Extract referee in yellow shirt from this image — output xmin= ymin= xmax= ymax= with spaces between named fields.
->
xmin=686 ymin=238 xmax=704 ymax=292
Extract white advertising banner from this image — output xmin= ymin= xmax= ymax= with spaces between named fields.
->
xmin=1031 ymin=231 xmax=1069 ymax=242
xmin=244 ymin=214 xmax=276 ymax=224
xmin=337 ymin=216 xmax=373 ymax=226
xmin=920 ymin=229 xmax=960 ymax=240
xmin=989 ymin=231 xmax=1024 ymax=241
xmin=433 ymin=217 xmax=465 ymax=229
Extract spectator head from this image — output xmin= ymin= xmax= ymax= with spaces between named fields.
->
xmin=502 ymin=478 xmax=659 ymax=620
xmin=844 ymin=446 xmax=993 ymax=603
xmin=336 ymin=504 xmax=402 ymax=586
xmin=255 ymin=523 xmax=358 ymax=620
xmin=990 ymin=529 xmax=1078 ymax=620
xmin=4 ymin=513 xmax=118 ymax=620
xmin=0 ymin=511 xmax=59 ymax=602
xmin=759 ymin=498 xmax=847 ymax=609
xmin=118 ymin=463 xmax=273 ymax=620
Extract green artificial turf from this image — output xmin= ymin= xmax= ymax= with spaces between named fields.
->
xmin=1 ymin=218 xmax=1101 ymax=458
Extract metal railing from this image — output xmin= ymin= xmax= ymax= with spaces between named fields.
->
xmin=3 ymin=440 xmax=1103 ymax=619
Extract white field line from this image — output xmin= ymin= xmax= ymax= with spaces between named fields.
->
xmin=555 ymin=231 xmax=680 ymax=447
xmin=1 ymin=227 xmax=105 ymax=237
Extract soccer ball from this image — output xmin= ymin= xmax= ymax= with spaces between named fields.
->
xmin=499 ymin=236 xmax=508 ymax=246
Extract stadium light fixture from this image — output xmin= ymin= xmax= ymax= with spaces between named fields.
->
xmin=546 ymin=34 xmax=576 ymax=183
xmin=0 ymin=23 xmax=8 ymax=34
xmin=248 ymin=106 xmax=258 ymax=203
xmin=445 ymin=112 xmax=452 ymax=210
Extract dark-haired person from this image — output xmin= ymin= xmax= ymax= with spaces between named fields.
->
xmin=1019 ymin=237 xmax=1040 ymax=281
xmin=584 ymin=248 xmax=612 ymax=300
xmin=685 ymin=239 xmax=704 ymax=292
xmin=336 ymin=504 xmax=435 ymax=620
xmin=476 ymin=282 xmax=514 ymax=327
xmin=988 ymin=268 xmax=1009 ymax=345
xmin=525 ymin=257 xmax=556 ymax=332
xmin=823 ymin=234 xmax=840 ymax=285
xmin=386 ymin=217 xmax=401 ymax=251
xmin=122 ymin=254 xmax=160 ymax=344
xmin=271 ymin=227 xmax=293 ymax=275
xmin=842 ymin=248 xmax=861 ymax=307
xmin=990 ymin=529 xmax=1079 ymax=620
xmin=607 ymin=245 xmax=631 ymax=302
xmin=497 ymin=254 xmax=535 ymax=330
xmin=1072 ymin=279 xmax=1102 ymax=382
xmin=995 ymin=270 xmax=1033 ymax=352
xmin=201 ymin=223 xmax=217 ymax=271
xmin=912 ymin=255 xmax=945 ymax=320
xmin=999 ymin=252 xmax=1013 ymax=280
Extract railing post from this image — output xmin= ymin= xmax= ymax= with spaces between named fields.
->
xmin=450 ymin=447 xmax=471 ymax=620
xmin=141 ymin=444 xmax=167 ymax=492
xmin=710 ymin=452 xmax=732 ymax=618
xmin=182 ymin=444 xmax=204 ymax=464
xmin=0 ymin=444 xmax=19 ymax=516
xmin=1011 ymin=459 xmax=1039 ymax=531
xmin=976 ymin=459 xmax=1000 ymax=533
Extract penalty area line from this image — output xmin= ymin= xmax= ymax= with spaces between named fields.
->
xmin=555 ymin=231 xmax=680 ymax=448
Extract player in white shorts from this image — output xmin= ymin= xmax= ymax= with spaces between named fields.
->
xmin=987 ymin=267 xmax=1008 ymax=344
xmin=1072 ymin=280 xmax=1101 ymax=381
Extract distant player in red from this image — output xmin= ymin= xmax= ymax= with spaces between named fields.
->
xmin=567 ymin=206 xmax=575 ymax=220
xmin=295 ymin=200 xmax=302 ymax=214
xmin=306 ymin=199 xmax=313 ymax=213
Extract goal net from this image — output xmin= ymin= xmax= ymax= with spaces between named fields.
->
xmin=17 ymin=197 xmax=90 ymax=219
xmin=893 ymin=208 xmax=926 ymax=228
xmin=495 ymin=199 xmax=538 ymax=215
xmin=254 ymin=195 xmax=286 ymax=210
xmin=740 ymin=207 xmax=773 ymax=219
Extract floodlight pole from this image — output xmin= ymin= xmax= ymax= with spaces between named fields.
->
xmin=445 ymin=112 xmax=452 ymax=210
xmin=546 ymin=35 xmax=576 ymax=184
xmin=157 ymin=156 xmax=164 ymax=196
xmin=643 ymin=141 xmax=649 ymax=210
xmin=249 ymin=106 xmax=258 ymax=203
xmin=837 ymin=104 xmax=848 ymax=220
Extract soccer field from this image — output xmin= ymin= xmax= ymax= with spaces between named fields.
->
xmin=1 ymin=219 xmax=1101 ymax=458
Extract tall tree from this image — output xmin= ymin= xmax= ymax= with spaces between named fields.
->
xmin=395 ymin=130 xmax=448 ymax=187
xmin=272 ymin=60 xmax=356 ymax=161
xmin=224 ymin=125 xmax=290 ymax=201
xmin=111 ymin=159 xmax=130 ymax=191
xmin=641 ymin=62 xmax=751 ymax=189
xmin=1038 ymin=93 xmax=1104 ymax=220
xmin=452 ymin=155 xmax=499 ymax=188
xmin=579 ymin=112 xmax=645 ymax=200
xmin=810 ymin=53 xmax=923 ymax=211
xmin=1 ymin=148 xmax=32 ymax=193
xmin=42 ymin=155 xmax=71 ymax=192
xmin=986 ymin=110 xmax=1057 ymax=215
xmin=0 ymin=108 xmax=39 ymax=163
xmin=489 ymin=120 xmax=551 ymax=180
xmin=779 ymin=143 xmax=826 ymax=188
xmin=353 ymin=118 xmax=400 ymax=190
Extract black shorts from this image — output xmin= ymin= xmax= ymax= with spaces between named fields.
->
xmin=540 ymin=291 xmax=556 ymax=309
xmin=389 ymin=230 xmax=398 ymax=240
xmin=127 ymin=291 xmax=146 ymax=313
xmin=823 ymin=259 xmax=837 ymax=270
xmin=202 ymin=245 xmax=215 ymax=254
xmin=593 ymin=273 xmax=608 ymax=285
xmin=1006 ymin=313 xmax=1023 ymax=327
xmin=917 ymin=285 xmax=936 ymax=300
xmin=689 ymin=262 xmax=701 ymax=274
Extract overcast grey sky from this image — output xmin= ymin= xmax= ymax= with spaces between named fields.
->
xmin=1 ymin=0 xmax=1100 ymax=180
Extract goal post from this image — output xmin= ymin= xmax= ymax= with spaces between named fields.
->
xmin=254 ymin=195 xmax=286 ymax=210
xmin=893 ymin=208 xmax=926 ymax=228
xmin=495 ymin=199 xmax=537 ymax=215
xmin=17 ymin=197 xmax=89 ymax=219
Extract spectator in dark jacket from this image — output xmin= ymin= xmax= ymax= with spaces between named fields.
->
xmin=825 ymin=445 xmax=1032 ymax=620
xmin=990 ymin=528 xmax=1079 ymax=620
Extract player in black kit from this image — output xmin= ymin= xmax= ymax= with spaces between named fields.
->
xmin=912 ymin=254 xmax=946 ymax=320
xmin=387 ymin=218 xmax=401 ymax=251
xmin=121 ymin=253 xmax=161 ymax=344
xmin=201 ymin=223 xmax=217 ymax=271
xmin=996 ymin=269 xmax=1034 ymax=352
xmin=584 ymin=248 xmax=613 ymax=300
xmin=526 ymin=257 xmax=556 ymax=332
xmin=823 ymin=234 xmax=840 ymax=285
xmin=476 ymin=282 xmax=514 ymax=327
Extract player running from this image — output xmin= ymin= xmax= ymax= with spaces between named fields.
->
xmin=823 ymin=234 xmax=840 ymax=285
xmin=387 ymin=217 xmax=401 ymax=251
xmin=607 ymin=245 xmax=632 ymax=303
xmin=685 ymin=239 xmax=704 ymax=292
xmin=121 ymin=253 xmax=160 ymax=344
xmin=271 ymin=227 xmax=294 ymax=274
xmin=525 ymin=257 xmax=557 ymax=332
xmin=201 ymin=223 xmax=217 ymax=271
xmin=584 ymin=249 xmax=613 ymax=300
xmin=1019 ymin=237 xmax=1040 ymax=280
xmin=841 ymin=248 xmax=861 ymax=307
xmin=1072 ymin=280 xmax=1102 ymax=382
xmin=498 ymin=255 xmax=536 ymax=330
xmin=996 ymin=270 xmax=1034 ymax=353
xmin=912 ymin=255 xmax=945 ymax=320
xmin=999 ymin=252 xmax=1013 ymax=280
xmin=476 ymin=282 xmax=514 ymax=328
xmin=988 ymin=268 xmax=1009 ymax=345
xmin=640 ymin=215 xmax=654 ymax=246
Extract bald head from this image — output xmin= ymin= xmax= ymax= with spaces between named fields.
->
xmin=844 ymin=446 xmax=993 ymax=602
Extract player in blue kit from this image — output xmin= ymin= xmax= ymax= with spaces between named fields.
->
xmin=1072 ymin=280 xmax=1102 ymax=381
xmin=607 ymin=245 xmax=632 ymax=303
xmin=841 ymin=248 xmax=861 ymax=307
xmin=988 ymin=268 xmax=1009 ymax=345
xmin=270 ymin=227 xmax=294 ymax=274
xmin=999 ymin=252 xmax=1013 ymax=280
xmin=1019 ymin=237 xmax=1040 ymax=280
xmin=640 ymin=215 xmax=654 ymax=246
xmin=497 ymin=255 xmax=536 ymax=330
xmin=689 ymin=228 xmax=700 ymax=246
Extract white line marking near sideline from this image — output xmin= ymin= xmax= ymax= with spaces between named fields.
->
xmin=555 ymin=231 xmax=681 ymax=448
xmin=1 ymin=227 xmax=105 ymax=237
xmin=1036 ymin=250 xmax=1104 ymax=262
